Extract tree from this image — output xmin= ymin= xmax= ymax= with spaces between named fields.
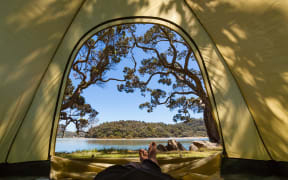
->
xmin=59 ymin=24 xmax=220 ymax=143
xmin=59 ymin=78 xmax=98 ymax=137
xmin=87 ymin=120 xmax=206 ymax=138
xmin=59 ymin=25 xmax=135 ymax=136
xmin=57 ymin=124 xmax=66 ymax=138
xmin=117 ymin=25 xmax=220 ymax=143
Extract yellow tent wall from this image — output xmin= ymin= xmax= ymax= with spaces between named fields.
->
xmin=0 ymin=0 xmax=287 ymax=167
xmin=187 ymin=0 xmax=288 ymax=162
xmin=0 ymin=0 xmax=86 ymax=163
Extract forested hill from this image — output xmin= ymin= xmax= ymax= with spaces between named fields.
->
xmin=86 ymin=120 xmax=207 ymax=138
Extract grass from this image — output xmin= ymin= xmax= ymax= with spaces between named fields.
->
xmin=56 ymin=148 xmax=222 ymax=159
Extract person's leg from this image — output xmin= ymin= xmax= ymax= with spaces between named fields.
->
xmin=140 ymin=142 xmax=161 ymax=172
xmin=95 ymin=143 xmax=175 ymax=180
xmin=139 ymin=148 xmax=149 ymax=162
xmin=141 ymin=159 xmax=161 ymax=172
xmin=128 ymin=142 xmax=161 ymax=173
xmin=124 ymin=149 xmax=149 ymax=169
xmin=148 ymin=142 xmax=159 ymax=166
xmin=145 ymin=142 xmax=176 ymax=179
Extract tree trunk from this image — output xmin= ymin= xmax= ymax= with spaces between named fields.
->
xmin=61 ymin=131 xmax=65 ymax=138
xmin=203 ymin=101 xmax=220 ymax=143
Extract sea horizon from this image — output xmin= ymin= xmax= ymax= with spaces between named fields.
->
xmin=55 ymin=137 xmax=209 ymax=152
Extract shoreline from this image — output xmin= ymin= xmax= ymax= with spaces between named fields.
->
xmin=57 ymin=137 xmax=208 ymax=140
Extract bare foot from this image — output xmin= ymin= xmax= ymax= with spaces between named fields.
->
xmin=139 ymin=149 xmax=148 ymax=163
xmin=148 ymin=142 xmax=159 ymax=166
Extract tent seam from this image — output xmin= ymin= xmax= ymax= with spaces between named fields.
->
xmin=184 ymin=0 xmax=227 ymax=157
xmin=183 ymin=0 xmax=227 ymax=157
xmin=4 ymin=94 xmax=25 ymax=162
xmin=47 ymin=0 xmax=88 ymax=159
xmin=4 ymin=0 xmax=87 ymax=163
xmin=183 ymin=0 xmax=273 ymax=160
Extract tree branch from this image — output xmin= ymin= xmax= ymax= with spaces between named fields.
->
xmin=157 ymin=91 xmax=197 ymax=105
xmin=142 ymin=72 xmax=170 ymax=86
xmin=99 ymin=52 xmax=137 ymax=83
xmin=184 ymin=49 xmax=192 ymax=71
xmin=131 ymin=32 xmax=170 ymax=68
xmin=158 ymin=26 xmax=177 ymax=65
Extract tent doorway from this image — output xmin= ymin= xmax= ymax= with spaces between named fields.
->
xmin=53 ymin=23 xmax=222 ymax=179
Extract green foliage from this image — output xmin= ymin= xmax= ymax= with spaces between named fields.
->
xmin=86 ymin=120 xmax=207 ymax=138
xmin=58 ymin=23 xmax=219 ymax=143
xmin=59 ymin=77 xmax=99 ymax=137
xmin=117 ymin=24 xmax=207 ymax=123
xmin=59 ymin=25 xmax=135 ymax=137
xmin=56 ymin=149 xmax=219 ymax=159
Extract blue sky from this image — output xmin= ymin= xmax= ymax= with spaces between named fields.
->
xmin=66 ymin=24 xmax=203 ymax=131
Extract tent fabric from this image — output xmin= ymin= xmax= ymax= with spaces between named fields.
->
xmin=186 ymin=0 xmax=288 ymax=161
xmin=50 ymin=153 xmax=222 ymax=180
xmin=0 ymin=0 xmax=287 ymax=164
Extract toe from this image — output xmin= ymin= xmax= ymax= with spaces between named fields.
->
xmin=149 ymin=142 xmax=155 ymax=148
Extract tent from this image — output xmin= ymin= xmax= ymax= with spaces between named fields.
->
xmin=0 ymin=0 xmax=287 ymax=178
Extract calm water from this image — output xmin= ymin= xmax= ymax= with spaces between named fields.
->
xmin=55 ymin=137 xmax=208 ymax=152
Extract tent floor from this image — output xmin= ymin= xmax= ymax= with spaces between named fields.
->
xmin=50 ymin=153 xmax=221 ymax=180
xmin=1 ymin=153 xmax=287 ymax=179
xmin=51 ymin=154 xmax=288 ymax=180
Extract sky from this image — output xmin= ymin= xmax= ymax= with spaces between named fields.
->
xmin=65 ymin=24 xmax=203 ymax=131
